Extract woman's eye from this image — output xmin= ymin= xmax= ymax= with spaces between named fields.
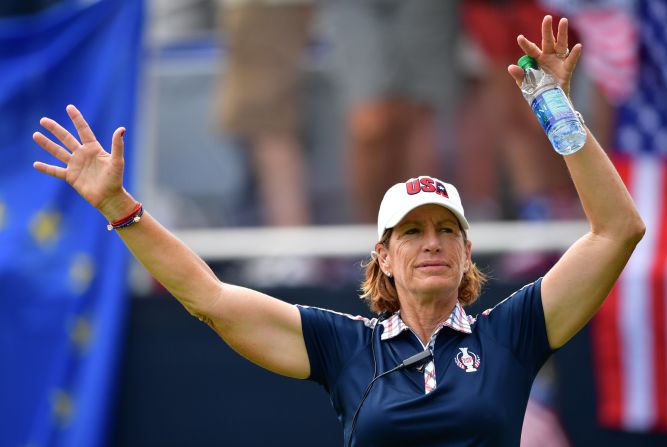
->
xmin=405 ymin=228 xmax=419 ymax=235
xmin=439 ymin=227 xmax=454 ymax=233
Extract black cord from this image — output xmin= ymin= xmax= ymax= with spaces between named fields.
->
xmin=346 ymin=316 xmax=433 ymax=447
xmin=347 ymin=364 xmax=404 ymax=447
xmin=346 ymin=316 xmax=381 ymax=447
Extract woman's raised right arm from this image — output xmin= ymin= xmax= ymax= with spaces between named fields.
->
xmin=33 ymin=105 xmax=310 ymax=379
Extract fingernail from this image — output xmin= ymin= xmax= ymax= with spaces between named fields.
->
xmin=120 ymin=129 xmax=125 ymax=138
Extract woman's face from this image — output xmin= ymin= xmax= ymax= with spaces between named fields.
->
xmin=378 ymin=204 xmax=471 ymax=302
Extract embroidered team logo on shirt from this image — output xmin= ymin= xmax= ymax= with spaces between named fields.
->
xmin=455 ymin=347 xmax=481 ymax=372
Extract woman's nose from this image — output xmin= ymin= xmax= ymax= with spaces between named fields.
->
xmin=423 ymin=228 xmax=441 ymax=252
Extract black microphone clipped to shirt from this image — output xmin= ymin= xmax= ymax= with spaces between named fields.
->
xmin=347 ymin=348 xmax=433 ymax=447
xmin=396 ymin=348 xmax=433 ymax=372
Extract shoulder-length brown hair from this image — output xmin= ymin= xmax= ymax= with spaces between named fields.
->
xmin=360 ymin=228 xmax=487 ymax=314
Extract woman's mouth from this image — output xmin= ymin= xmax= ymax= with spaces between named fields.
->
xmin=416 ymin=261 xmax=449 ymax=270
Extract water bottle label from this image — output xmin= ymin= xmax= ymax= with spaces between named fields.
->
xmin=530 ymin=88 xmax=575 ymax=133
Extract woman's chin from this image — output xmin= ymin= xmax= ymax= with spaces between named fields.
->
xmin=416 ymin=276 xmax=459 ymax=295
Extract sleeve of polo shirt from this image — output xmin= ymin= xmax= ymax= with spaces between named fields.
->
xmin=297 ymin=305 xmax=371 ymax=391
xmin=483 ymin=277 xmax=554 ymax=377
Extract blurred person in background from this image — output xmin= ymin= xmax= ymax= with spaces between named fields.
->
xmin=31 ymin=15 xmax=645 ymax=445
xmin=324 ymin=0 xmax=461 ymax=223
xmin=214 ymin=0 xmax=315 ymax=226
xmin=458 ymin=0 xmax=581 ymax=224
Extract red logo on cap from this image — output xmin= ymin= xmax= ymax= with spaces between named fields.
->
xmin=406 ymin=177 xmax=449 ymax=198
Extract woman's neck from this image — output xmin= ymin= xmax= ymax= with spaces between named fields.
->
xmin=398 ymin=294 xmax=458 ymax=345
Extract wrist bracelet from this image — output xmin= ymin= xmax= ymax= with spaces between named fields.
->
xmin=107 ymin=203 xmax=143 ymax=231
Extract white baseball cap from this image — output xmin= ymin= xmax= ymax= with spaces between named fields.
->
xmin=377 ymin=176 xmax=469 ymax=240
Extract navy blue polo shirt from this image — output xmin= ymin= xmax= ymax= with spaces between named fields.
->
xmin=298 ymin=278 xmax=554 ymax=446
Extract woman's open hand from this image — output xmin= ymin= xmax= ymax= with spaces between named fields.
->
xmin=507 ymin=15 xmax=582 ymax=97
xmin=33 ymin=105 xmax=128 ymax=217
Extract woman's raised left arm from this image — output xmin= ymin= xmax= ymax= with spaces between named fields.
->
xmin=508 ymin=16 xmax=645 ymax=349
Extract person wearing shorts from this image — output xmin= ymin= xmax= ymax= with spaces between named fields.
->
xmin=216 ymin=0 xmax=314 ymax=225
xmin=458 ymin=0 xmax=581 ymax=223
xmin=325 ymin=0 xmax=461 ymax=222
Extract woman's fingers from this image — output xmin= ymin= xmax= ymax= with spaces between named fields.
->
xmin=565 ymin=43 xmax=583 ymax=72
xmin=40 ymin=117 xmax=81 ymax=152
xmin=555 ymin=17 xmax=569 ymax=56
xmin=510 ymin=16 xmax=579 ymax=91
xmin=66 ymin=104 xmax=97 ymax=145
xmin=507 ymin=64 xmax=525 ymax=88
xmin=33 ymin=131 xmax=72 ymax=164
xmin=110 ymin=127 xmax=125 ymax=161
xmin=517 ymin=35 xmax=542 ymax=58
xmin=541 ymin=15 xmax=556 ymax=53
xmin=564 ymin=43 xmax=583 ymax=73
xmin=33 ymin=161 xmax=67 ymax=180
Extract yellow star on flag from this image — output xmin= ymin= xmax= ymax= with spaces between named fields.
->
xmin=69 ymin=315 xmax=94 ymax=355
xmin=69 ymin=253 xmax=96 ymax=295
xmin=29 ymin=210 xmax=62 ymax=245
xmin=51 ymin=388 xmax=75 ymax=428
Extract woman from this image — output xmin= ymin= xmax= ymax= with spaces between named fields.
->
xmin=32 ymin=16 xmax=644 ymax=446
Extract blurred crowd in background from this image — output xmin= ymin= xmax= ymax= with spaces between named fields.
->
xmin=0 ymin=0 xmax=635 ymax=290
xmin=1 ymin=0 xmax=625 ymax=230
xmin=145 ymin=0 xmax=625 ymax=230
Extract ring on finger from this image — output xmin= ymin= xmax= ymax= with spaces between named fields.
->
xmin=555 ymin=48 xmax=570 ymax=59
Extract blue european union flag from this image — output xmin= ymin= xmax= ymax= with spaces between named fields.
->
xmin=0 ymin=1 xmax=143 ymax=445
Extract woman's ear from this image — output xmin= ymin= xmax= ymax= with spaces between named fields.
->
xmin=375 ymin=242 xmax=390 ymax=271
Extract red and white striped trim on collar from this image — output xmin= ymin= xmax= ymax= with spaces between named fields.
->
xmin=379 ymin=301 xmax=474 ymax=341
xmin=379 ymin=302 xmax=475 ymax=394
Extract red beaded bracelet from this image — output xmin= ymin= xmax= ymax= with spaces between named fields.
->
xmin=107 ymin=202 xmax=143 ymax=231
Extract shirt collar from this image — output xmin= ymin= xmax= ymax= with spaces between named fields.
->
xmin=379 ymin=302 xmax=474 ymax=341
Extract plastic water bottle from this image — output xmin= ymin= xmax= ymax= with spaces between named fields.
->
xmin=518 ymin=55 xmax=586 ymax=155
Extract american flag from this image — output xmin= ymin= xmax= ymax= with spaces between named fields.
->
xmin=541 ymin=0 xmax=639 ymax=102
xmin=590 ymin=0 xmax=667 ymax=432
